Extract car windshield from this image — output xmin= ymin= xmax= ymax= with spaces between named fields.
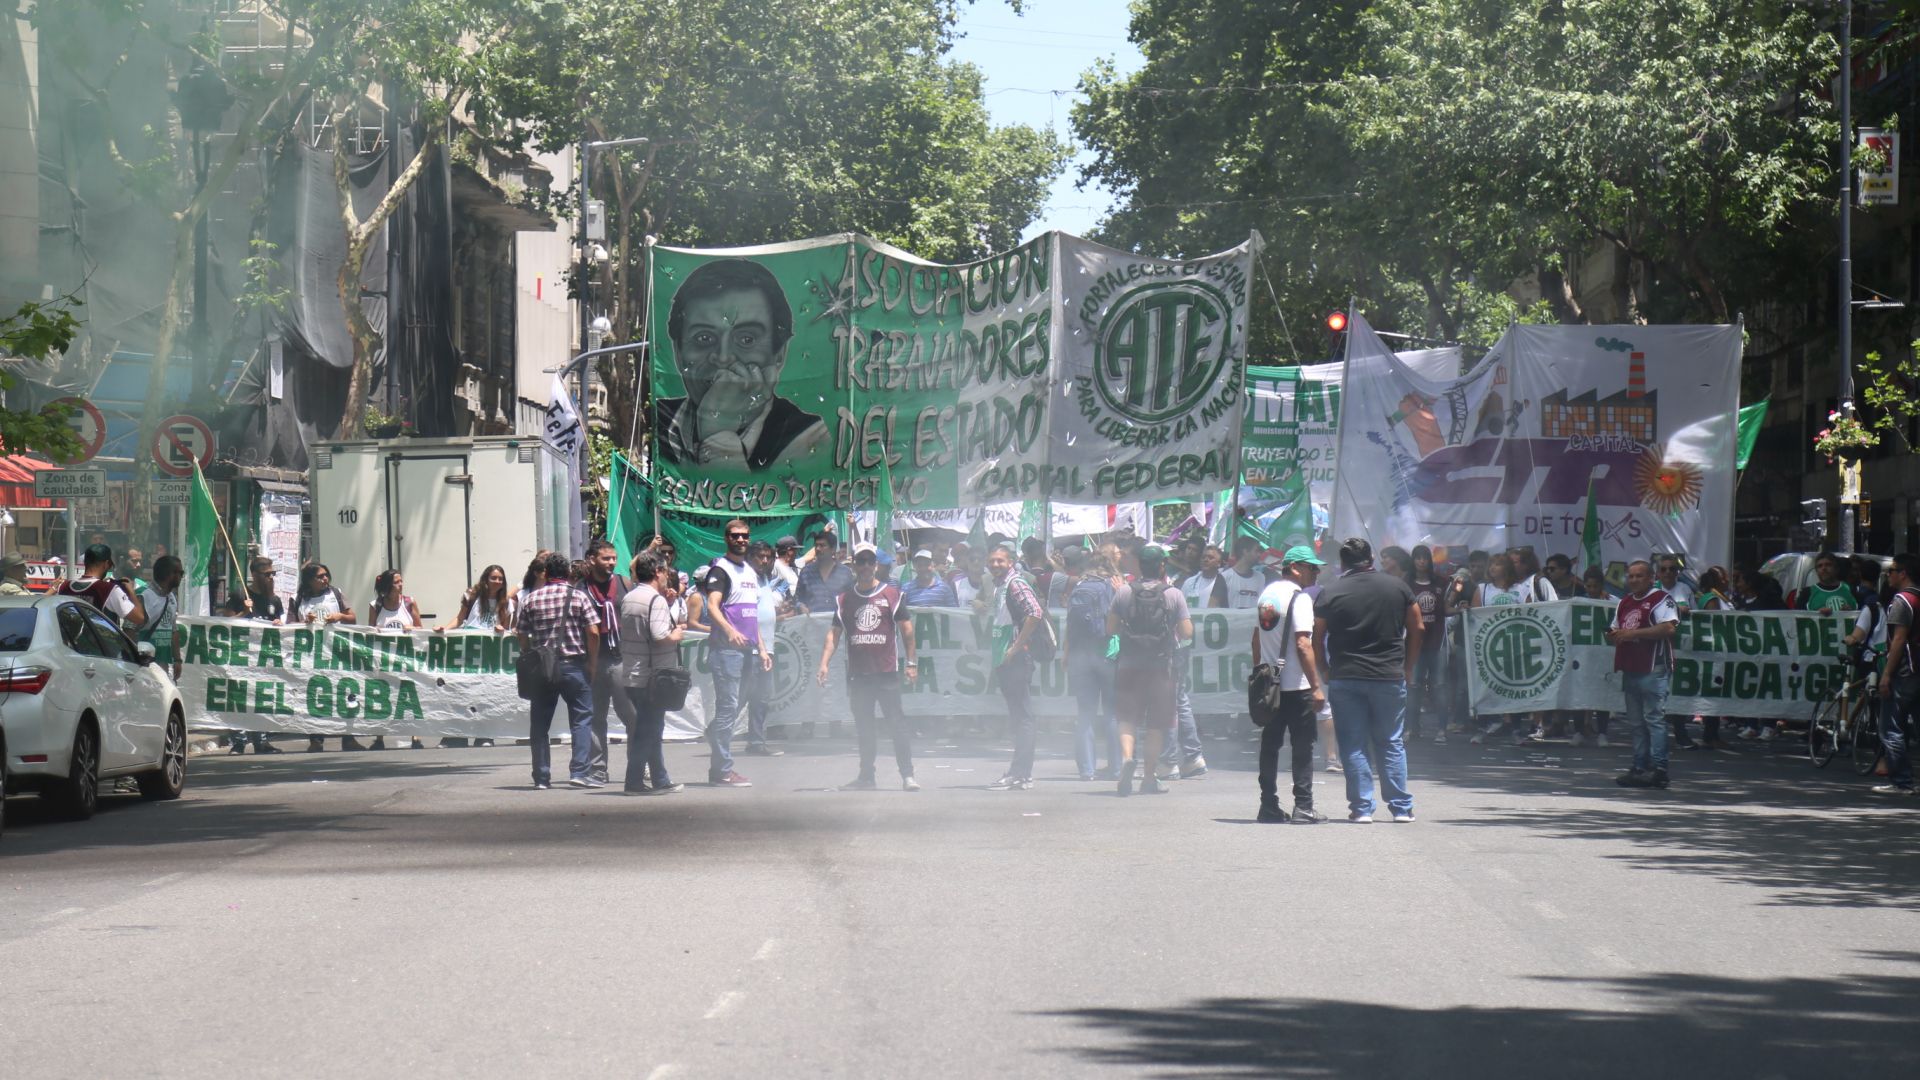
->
xmin=0 ymin=608 xmax=36 ymax=652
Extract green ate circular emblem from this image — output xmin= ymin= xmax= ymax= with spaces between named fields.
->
xmin=1093 ymin=280 xmax=1235 ymax=423
xmin=767 ymin=632 xmax=815 ymax=711
xmin=1472 ymin=609 xmax=1567 ymax=701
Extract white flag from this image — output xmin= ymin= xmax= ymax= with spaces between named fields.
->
xmin=544 ymin=373 xmax=585 ymax=461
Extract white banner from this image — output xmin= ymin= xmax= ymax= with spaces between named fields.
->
xmin=862 ymin=501 xmax=1147 ymax=538
xmin=1463 ymin=599 xmax=1854 ymax=719
xmin=1053 ymin=233 xmax=1254 ymax=503
xmin=178 ymin=611 xmax=1259 ymax=739
xmin=1331 ymin=315 xmax=1741 ymax=571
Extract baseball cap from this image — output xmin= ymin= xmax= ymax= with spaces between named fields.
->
xmin=1282 ymin=544 xmax=1326 ymax=566
xmin=912 ymin=549 xmax=933 ymax=561
xmin=850 ymin=543 xmax=878 ymax=563
xmin=774 ymin=535 xmax=799 ymax=551
xmin=1138 ymin=543 xmax=1168 ymax=563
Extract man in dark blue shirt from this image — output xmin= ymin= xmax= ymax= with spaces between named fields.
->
xmin=901 ymin=549 xmax=959 ymax=608
xmin=793 ymin=531 xmax=854 ymax=614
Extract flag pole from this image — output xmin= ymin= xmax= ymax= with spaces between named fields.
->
xmin=193 ymin=461 xmax=249 ymax=590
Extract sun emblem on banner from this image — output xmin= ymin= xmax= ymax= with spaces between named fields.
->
xmin=1634 ymin=446 xmax=1703 ymax=516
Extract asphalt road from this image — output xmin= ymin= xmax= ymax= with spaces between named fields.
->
xmin=4 ymin=722 xmax=1918 ymax=1079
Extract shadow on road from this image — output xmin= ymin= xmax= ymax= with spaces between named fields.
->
xmin=1042 ymin=954 xmax=1920 ymax=1077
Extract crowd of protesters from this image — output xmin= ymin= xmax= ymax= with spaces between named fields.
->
xmin=19 ymin=521 xmax=1913 ymax=810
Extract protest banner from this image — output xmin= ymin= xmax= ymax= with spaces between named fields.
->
xmin=1463 ymin=599 xmax=1854 ymax=719
xmin=1330 ymin=314 xmax=1741 ymax=570
xmin=178 ymin=611 xmax=1259 ymax=741
xmin=646 ymin=232 xmax=1254 ymax=515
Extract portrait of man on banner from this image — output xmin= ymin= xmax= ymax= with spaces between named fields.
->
xmin=655 ymin=258 xmax=828 ymax=472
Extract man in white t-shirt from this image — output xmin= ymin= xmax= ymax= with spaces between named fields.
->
xmin=1250 ymin=545 xmax=1329 ymax=824
xmin=1219 ymin=536 xmax=1272 ymax=610
xmin=1179 ymin=544 xmax=1229 ymax=610
xmin=56 ymin=543 xmax=145 ymax=627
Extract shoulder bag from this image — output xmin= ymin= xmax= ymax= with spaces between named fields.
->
xmin=640 ymin=593 xmax=693 ymax=712
xmin=1247 ymin=590 xmax=1299 ymax=728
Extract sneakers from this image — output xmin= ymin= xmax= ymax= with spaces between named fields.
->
xmin=1324 ymin=759 xmax=1344 ymax=772
xmin=1433 ymin=731 xmax=1448 ymax=745
xmin=632 ymin=782 xmax=683 ymax=795
xmin=1347 ymin=811 xmax=1373 ymax=823
xmin=903 ymin=775 xmax=921 ymax=792
xmin=988 ymin=774 xmax=1020 ymax=790
xmin=1093 ymin=767 xmax=1119 ymax=781
xmin=1290 ymin=806 xmax=1327 ymax=824
xmin=1156 ymin=769 xmax=1180 ymax=783
xmin=1483 ymin=720 xmax=1505 ymax=735
xmin=1650 ymin=770 xmax=1670 ymax=789
xmin=712 ymin=772 xmax=753 ymax=787
xmin=1569 ymin=733 xmax=1585 ymax=748
xmin=1757 ymin=727 xmax=1777 ymax=742
xmin=1615 ymin=770 xmax=1652 ymax=788
xmin=1596 ymin=735 xmax=1610 ymax=748
xmin=1468 ymin=733 xmax=1486 ymax=745
xmin=1871 ymin=783 xmax=1916 ymax=796
xmin=1391 ymin=810 xmax=1416 ymax=823
xmin=1181 ymin=755 xmax=1209 ymax=779
xmin=1736 ymin=728 xmax=1758 ymax=740
xmin=1509 ymin=728 xmax=1529 ymax=747
xmin=745 ymin=745 xmax=786 ymax=757
xmin=840 ymin=776 xmax=879 ymax=791
xmin=1117 ymin=759 xmax=1138 ymax=798
xmin=257 ymin=742 xmax=285 ymax=755
xmin=1008 ymin=777 xmax=1033 ymax=790
xmin=567 ymin=777 xmax=593 ymax=788
xmin=533 ymin=780 xmax=552 ymax=790
xmin=1257 ymin=805 xmax=1289 ymax=823
xmin=1140 ymin=776 xmax=1167 ymax=795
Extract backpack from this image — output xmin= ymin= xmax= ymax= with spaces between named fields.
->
xmin=1066 ymin=576 xmax=1114 ymax=654
xmin=1120 ymin=580 xmax=1176 ymax=661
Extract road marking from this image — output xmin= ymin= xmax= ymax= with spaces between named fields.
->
xmin=702 ymin=990 xmax=744 ymax=1020
xmin=645 ymin=1066 xmax=682 ymax=1080
xmin=1531 ymin=900 xmax=1567 ymax=921
xmin=753 ymin=938 xmax=780 ymax=961
xmin=141 ymin=872 xmax=186 ymax=887
xmin=38 ymin=907 xmax=85 ymax=922
xmin=239 ymin=843 xmax=271 ymax=855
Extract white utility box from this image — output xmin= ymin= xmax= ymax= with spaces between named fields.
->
xmin=308 ymin=436 xmax=570 ymax=622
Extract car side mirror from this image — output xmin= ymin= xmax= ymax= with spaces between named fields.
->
xmin=134 ymin=641 xmax=157 ymax=665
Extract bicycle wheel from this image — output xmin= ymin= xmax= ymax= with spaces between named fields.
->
xmin=1808 ymin=691 xmax=1843 ymax=768
xmin=1853 ymin=694 xmax=1884 ymax=775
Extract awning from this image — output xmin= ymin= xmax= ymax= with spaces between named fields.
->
xmin=0 ymin=455 xmax=63 ymax=510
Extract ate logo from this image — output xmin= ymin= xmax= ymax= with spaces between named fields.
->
xmin=1473 ymin=608 xmax=1568 ymax=701
xmin=853 ymin=602 xmax=885 ymax=634
xmin=1094 ymin=281 xmax=1234 ymax=424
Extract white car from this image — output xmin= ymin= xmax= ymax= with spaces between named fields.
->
xmin=0 ymin=594 xmax=186 ymax=833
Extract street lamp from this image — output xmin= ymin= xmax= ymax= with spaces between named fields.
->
xmin=1836 ymin=0 xmax=1857 ymax=554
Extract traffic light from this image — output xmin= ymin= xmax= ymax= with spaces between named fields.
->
xmin=1325 ymin=311 xmax=1349 ymax=333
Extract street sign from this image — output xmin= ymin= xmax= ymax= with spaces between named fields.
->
xmin=153 ymin=479 xmax=191 ymax=505
xmin=33 ymin=468 xmax=106 ymax=500
xmin=44 ymin=397 xmax=106 ymax=464
xmin=152 ymin=414 xmax=215 ymax=477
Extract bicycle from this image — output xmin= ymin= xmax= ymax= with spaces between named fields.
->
xmin=1808 ymin=674 xmax=1879 ymax=769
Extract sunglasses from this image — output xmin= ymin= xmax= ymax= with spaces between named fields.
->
xmin=727 ymin=533 xmax=750 ymax=541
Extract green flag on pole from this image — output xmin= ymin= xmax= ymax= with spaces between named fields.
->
xmin=187 ymin=460 xmax=220 ymax=590
xmin=1017 ymin=499 xmax=1044 ymax=547
xmin=1736 ymin=400 xmax=1769 ymax=470
xmin=873 ymin=455 xmax=895 ymax=557
xmin=1581 ymin=475 xmax=1603 ymax=575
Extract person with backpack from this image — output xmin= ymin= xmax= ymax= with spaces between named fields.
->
xmin=1251 ymin=546 xmax=1329 ymax=824
xmin=58 ymin=543 xmax=146 ymax=628
xmin=1105 ymin=544 xmax=1194 ymax=796
xmin=987 ymin=543 xmax=1051 ymax=791
xmin=1872 ymin=553 xmax=1920 ymax=796
xmin=1063 ymin=547 xmax=1122 ymax=781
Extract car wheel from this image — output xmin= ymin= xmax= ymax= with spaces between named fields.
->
xmin=137 ymin=710 xmax=186 ymax=801
xmin=49 ymin=719 xmax=99 ymax=821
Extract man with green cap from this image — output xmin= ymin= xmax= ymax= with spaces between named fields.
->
xmin=1251 ymin=546 xmax=1329 ymax=823
xmin=1106 ymin=543 xmax=1193 ymax=795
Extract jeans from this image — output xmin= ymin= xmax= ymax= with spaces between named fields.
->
xmin=1326 ymin=677 xmax=1412 ymax=817
xmin=848 ymin=673 xmax=914 ymax=779
xmin=622 ymin=686 xmax=674 ymax=791
xmin=529 ymin=658 xmax=594 ymax=784
xmin=1160 ymin=664 xmax=1203 ymax=768
xmin=1068 ymin=650 xmax=1119 ymax=777
xmin=998 ymin=651 xmax=1037 ymax=779
xmin=1259 ymin=689 xmax=1317 ymax=811
xmin=1622 ymin=671 xmax=1671 ymax=774
xmin=745 ymin=660 xmax=772 ymax=749
xmin=589 ymin=654 xmax=638 ymax=782
xmin=708 ymin=647 xmax=748 ymax=780
xmin=1881 ymin=673 xmax=1918 ymax=789
xmin=1407 ymin=650 xmax=1441 ymax=735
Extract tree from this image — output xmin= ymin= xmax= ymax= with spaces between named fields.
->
xmin=491 ymin=0 xmax=1068 ymax=444
xmin=1073 ymin=0 xmax=1838 ymax=351
xmin=0 ymin=300 xmax=86 ymax=461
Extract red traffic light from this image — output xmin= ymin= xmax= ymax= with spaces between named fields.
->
xmin=1325 ymin=311 xmax=1349 ymax=332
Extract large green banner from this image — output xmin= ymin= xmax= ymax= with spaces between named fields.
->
xmin=1464 ymin=600 xmax=1856 ymax=719
xmin=647 ymin=233 xmax=1253 ymax=515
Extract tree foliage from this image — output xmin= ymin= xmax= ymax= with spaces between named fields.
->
xmin=1074 ymin=0 xmax=1839 ymax=355
xmin=0 ymin=300 xmax=86 ymax=461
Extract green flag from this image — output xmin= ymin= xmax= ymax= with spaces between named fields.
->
xmin=1736 ymin=400 xmax=1769 ymax=470
xmin=1581 ymin=475 xmax=1602 ymax=574
xmin=187 ymin=460 xmax=220 ymax=589
xmin=1018 ymin=499 xmax=1044 ymax=547
xmin=874 ymin=456 xmax=896 ymax=556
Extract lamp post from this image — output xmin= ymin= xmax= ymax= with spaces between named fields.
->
xmin=1836 ymin=0 xmax=1857 ymax=554
xmin=577 ymin=136 xmax=649 ymax=439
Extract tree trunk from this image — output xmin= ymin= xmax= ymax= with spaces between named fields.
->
xmin=330 ymin=114 xmax=447 ymax=441
xmin=1538 ymin=257 xmax=1587 ymax=325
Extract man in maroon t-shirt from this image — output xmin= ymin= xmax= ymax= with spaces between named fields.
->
xmin=817 ymin=546 xmax=920 ymax=791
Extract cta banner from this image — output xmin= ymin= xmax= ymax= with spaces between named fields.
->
xmin=1463 ymin=600 xmax=1854 ymax=719
xmin=647 ymin=232 xmax=1254 ymax=515
xmin=1331 ymin=315 xmax=1741 ymax=570
xmin=179 ymin=611 xmax=1259 ymax=740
